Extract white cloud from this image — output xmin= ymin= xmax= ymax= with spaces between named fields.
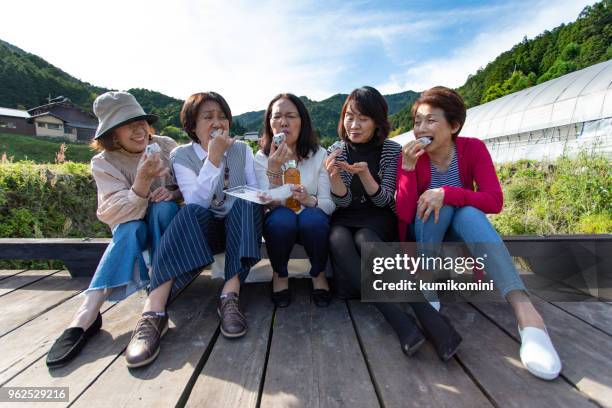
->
xmin=1 ymin=0 xmax=425 ymax=113
xmin=0 ymin=0 xmax=598 ymax=114
xmin=376 ymin=0 xmax=597 ymax=94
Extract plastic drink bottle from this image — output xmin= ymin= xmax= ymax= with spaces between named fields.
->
xmin=284 ymin=160 xmax=301 ymax=212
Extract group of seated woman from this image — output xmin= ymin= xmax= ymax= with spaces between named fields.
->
xmin=45 ymin=86 xmax=562 ymax=381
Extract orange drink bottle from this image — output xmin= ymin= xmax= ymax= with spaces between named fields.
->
xmin=284 ymin=160 xmax=301 ymax=212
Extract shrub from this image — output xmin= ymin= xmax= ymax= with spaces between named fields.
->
xmin=0 ymin=162 xmax=109 ymax=269
xmin=1 ymin=153 xmax=609 ymax=268
xmin=490 ymin=153 xmax=611 ymax=235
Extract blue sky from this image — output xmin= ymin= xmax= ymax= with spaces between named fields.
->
xmin=0 ymin=0 xmax=597 ymax=114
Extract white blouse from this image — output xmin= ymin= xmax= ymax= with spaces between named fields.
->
xmin=173 ymin=142 xmax=258 ymax=208
xmin=254 ymin=147 xmax=335 ymax=215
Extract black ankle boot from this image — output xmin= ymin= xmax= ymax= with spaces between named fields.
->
xmin=399 ymin=314 xmax=426 ymax=356
xmin=411 ymin=303 xmax=462 ymax=361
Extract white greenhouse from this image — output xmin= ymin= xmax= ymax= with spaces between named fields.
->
xmin=393 ymin=58 xmax=612 ymax=163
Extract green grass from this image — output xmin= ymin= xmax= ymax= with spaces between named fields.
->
xmin=0 ymin=133 xmax=96 ymax=163
xmin=491 ymin=154 xmax=611 ymax=235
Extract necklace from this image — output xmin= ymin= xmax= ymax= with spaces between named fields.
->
xmin=430 ymin=144 xmax=455 ymax=172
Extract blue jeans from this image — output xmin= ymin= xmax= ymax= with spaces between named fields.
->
xmin=410 ymin=205 xmax=526 ymax=298
xmin=264 ymin=206 xmax=330 ymax=277
xmin=87 ymin=201 xmax=179 ymax=301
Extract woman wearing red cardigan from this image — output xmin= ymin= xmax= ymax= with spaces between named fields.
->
xmin=396 ymin=86 xmax=561 ymax=380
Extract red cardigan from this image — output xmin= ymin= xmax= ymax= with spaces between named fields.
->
xmin=395 ymin=136 xmax=503 ymax=238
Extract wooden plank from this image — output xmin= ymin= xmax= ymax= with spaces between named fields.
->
xmin=3 ymin=289 xmax=147 ymax=407
xmin=0 ymin=238 xmax=110 ymax=277
xmin=469 ymin=298 xmax=612 ymax=408
xmin=544 ymin=300 xmax=612 ymax=336
xmin=261 ymin=280 xmax=378 ymax=408
xmin=521 ymin=270 xmax=612 ymax=336
xmin=0 ymin=270 xmax=89 ymax=337
xmin=444 ymin=303 xmax=596 ymax=408
xmin=0 ymin=269 xmax=61 ymax=297
xmin=349 ymin=301 xmax=491 ymax=408
xmin=185 ymin=283 xmax=273 ymax=408
xmin=0 ymin=269 xmax=27 ymax=282
xmin=0 ymin=238 xmax=110 ymax=244
xmin=0 ymin=295 xmax=114 ymax=385
xmin=71 ymin=275 xmax=222 ymax=408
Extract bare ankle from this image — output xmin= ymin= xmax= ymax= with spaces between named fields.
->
xmin=70 ymin=307 xmax=99 ymax=329
xmin=273 ymin=273 xmax=289 ymax=292
xmin=312 ymin=273 xmax=329 ymax=290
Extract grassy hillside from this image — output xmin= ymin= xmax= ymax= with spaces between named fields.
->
xmin=491 ymin=154 xmax=611 ymax=235
xmin=0 ymin=133 xmax=96 ymax=163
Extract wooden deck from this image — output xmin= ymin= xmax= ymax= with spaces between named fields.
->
xmin=0 ymin=268 xmax=610 ymax=408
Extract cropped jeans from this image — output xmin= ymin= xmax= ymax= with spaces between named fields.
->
xmin=87 ymin=201 xmax=179 ymax=301
xmin=409 ymin=205 xmax=526 ymax=298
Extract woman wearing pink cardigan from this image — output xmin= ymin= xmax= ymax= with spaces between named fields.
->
xmin=396 ymin=86 xmax=562 ymax=380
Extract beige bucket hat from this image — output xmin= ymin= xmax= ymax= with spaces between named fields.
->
xmin=93 ymin=91 xmax=158 ymax=139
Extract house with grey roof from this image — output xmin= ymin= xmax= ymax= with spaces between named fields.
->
xmin=0 ymin=96 xmax=98 ymax=142
xmin=0 ymin=107 xmax=35 ymax=136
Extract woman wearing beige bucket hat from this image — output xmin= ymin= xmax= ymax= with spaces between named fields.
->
xmin=46 ymin=91 xmax=181 ymax=368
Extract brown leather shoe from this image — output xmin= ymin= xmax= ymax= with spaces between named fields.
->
xmin=217 ymin=292 xmax=247 ymax=338
xmin=125 ymin=312 xmax=169 ymax=368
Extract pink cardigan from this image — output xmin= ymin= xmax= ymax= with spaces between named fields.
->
xmin=395 ymin=136 xmax=503 ymax=238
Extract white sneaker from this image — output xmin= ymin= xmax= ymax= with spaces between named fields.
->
xmin=518 ymin=326 xmax=562 ymax=380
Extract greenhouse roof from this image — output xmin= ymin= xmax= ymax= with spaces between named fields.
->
xmin=393 ymin=58 xmax=612 ymax=145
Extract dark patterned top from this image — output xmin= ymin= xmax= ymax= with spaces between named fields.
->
xmin=329 ymin=138 xmax=401 ymax=240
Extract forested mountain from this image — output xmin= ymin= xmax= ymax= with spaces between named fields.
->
xmin=0 ymin=40 xmax=106 ymax=111
xmin=0 ymin=36 xmax=415 ymax=141
xmin=234 ymin=90 xmax=418 ymax=141
xmin=458 ymin=0 xmax=611 ymax=107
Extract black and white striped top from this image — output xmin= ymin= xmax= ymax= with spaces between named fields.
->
xmin=329 ymin=139 xmax=402 ymax=213
xmin=429 ymin=147 xmax=463 ymax=189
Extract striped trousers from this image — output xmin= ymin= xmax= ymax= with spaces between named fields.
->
xmin=149 ymin=199 xmax=264 ymax=297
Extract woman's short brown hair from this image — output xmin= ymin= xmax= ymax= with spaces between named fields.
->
xmin=180 ymin=92 xmax=232 ymax=143
xmin=338 ymin=86 xmax=390 ymax=145
xmin=89 ymin=122 xmax=154 ymax=152
xmin=411 ymin=86 xmax=466 ymax=139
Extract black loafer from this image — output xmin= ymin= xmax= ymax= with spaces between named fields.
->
xmin=312 ymin=289 xmax=332 ymax=307
xmin=271 ymin=289 xmax=291 ymax=308
xmin=46 ymin=312 xmax=102 ymax=368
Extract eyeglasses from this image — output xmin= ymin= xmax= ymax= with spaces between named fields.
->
xmin=125 ymin=120 xmax=148 ymax=132
xmin=212 ymin=165 xmax=230 ymax=207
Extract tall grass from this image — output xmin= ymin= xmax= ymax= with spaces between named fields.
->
xmin=491 ymin=153 xmax=611 ymax=234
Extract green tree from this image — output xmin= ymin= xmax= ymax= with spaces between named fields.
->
xmin=160 ymin=125 xmax=189 ymax=142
